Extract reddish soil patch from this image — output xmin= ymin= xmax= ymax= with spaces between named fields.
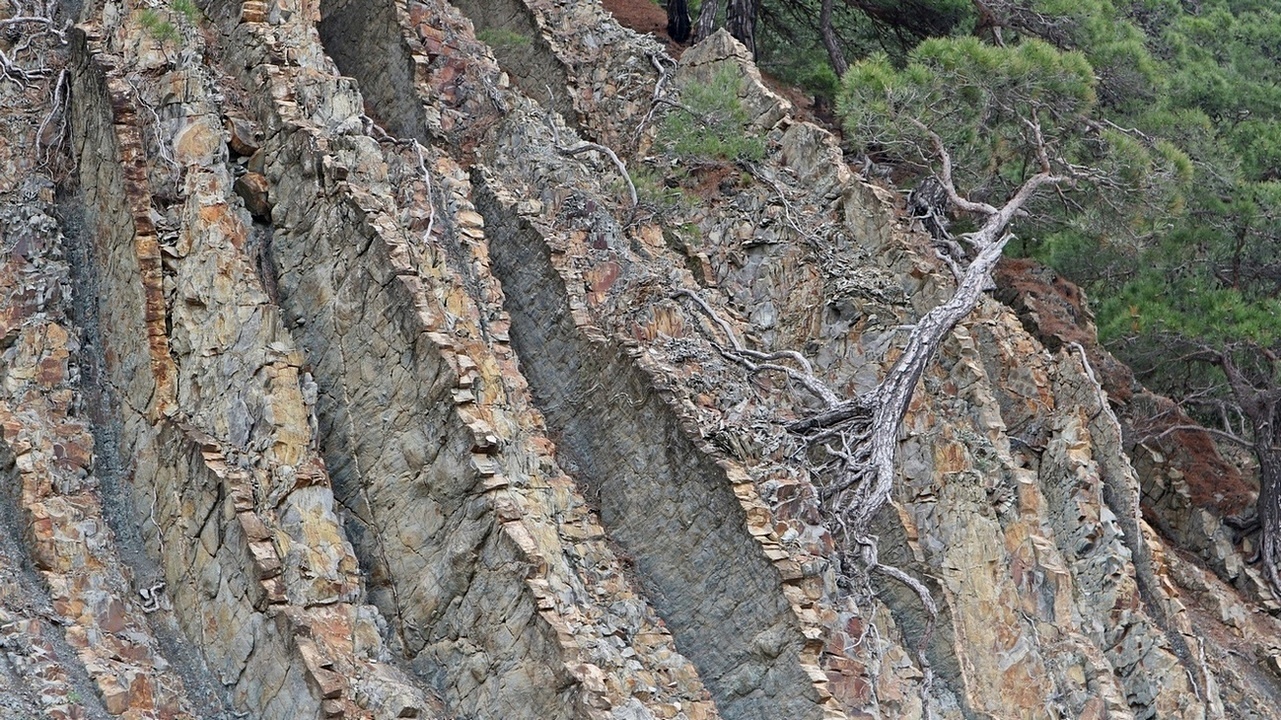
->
xmin=1141 ymin=404 xmax=1254 ymax=516
xmin=988 ymin=256 xmax=1132 ymax=397
xmin=601 ymin=0 xmax=686 ymax=57
xmin=688 ymin=162 xmax=738 ymax=197
xmin=994 ymin=257 xmax=1135 ymax=400
xmin=995 ymin=257 xmax=1254 ymax=517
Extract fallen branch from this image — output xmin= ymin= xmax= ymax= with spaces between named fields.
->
xmin=128 ymin=79 xmax=178 ymax=171
xmin=410 ymin=140 xmax=437 ymax=244
xmin=1142 ymin=423 xmax=1253 ymax=449
xmin=546 ymin=103 xmax=637 ymax=208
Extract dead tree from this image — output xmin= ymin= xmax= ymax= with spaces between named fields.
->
xmin=789 ymin=137 xmax=1063 ymax=545
xmin=2 ymin=1 xmax=70 ymax=170
xmin=0 ymin=2 xmax=68 ymax=87
xmin=679 ymin=119 xmax=1067 ymax=643
xmin=1151 ymin=344 xmax=1281 ymax=595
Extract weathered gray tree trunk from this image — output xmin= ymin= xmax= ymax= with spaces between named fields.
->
xmin=725 ymin=0 xmax=758 ymax=58
xmin=694 ymin=0 xmax=720 ymax=42
xmin=792 ymin=167 xmax=1062 ymax=539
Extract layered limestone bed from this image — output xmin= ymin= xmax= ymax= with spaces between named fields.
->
xmin=0 ymin=0 xmax=1280 ymax=718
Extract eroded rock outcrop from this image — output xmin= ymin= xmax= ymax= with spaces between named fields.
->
xmin=0 ymin=0 xmax=1279 ymax=717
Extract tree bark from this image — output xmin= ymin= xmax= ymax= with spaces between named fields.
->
xmin=667 ymin=0 xmax=691 ymax=43
xmin=694 ymin=0 xmax=720 ymax=42
xmin=1256 ymin=428 xmax=1281 ymax=593
xmin=1217 ymin=347 xmax=1281 ymax=596
xmin=819 ymin=0 xmax=848 ymax=77
xmin=725 ymin=0 xmax=757 ymax=58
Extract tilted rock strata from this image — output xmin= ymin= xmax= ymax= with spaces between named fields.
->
xmin=994 ymin=258 xmax=1274 ymax=603
xmin=199 ymin=0 xmax=721 ymax=718
xmin=0 ymin=0 xmax=1278 ymax=716
xmin=0 ymin=26 xmax=206 ymax=720
xmin=314 ymin=3 xmax=848 ymax=719
xmin=68 ymin=6 xmax=434 ymax=718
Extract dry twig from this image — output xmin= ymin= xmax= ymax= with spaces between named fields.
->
xmin=362 ymin=114 xmax=438 ymax=244
xmin=545 ymin=101 xmax=638 ymax=208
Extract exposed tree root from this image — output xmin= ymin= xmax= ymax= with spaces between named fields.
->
xmin=673 ymin=126 xmax=1071 ymax=692
xmin=545 ymin=105 xmax=638 ymax=208
xmin=2 ymin=1 xmax=70 ymax=170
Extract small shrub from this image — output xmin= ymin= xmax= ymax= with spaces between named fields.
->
xmin=139 ymin=8 xmax=179 ymax=43
xmin=173 ymin=0 xmax=201 ymax=22
xmin=476 ymin=28 xmax=531 ymax=50
xmin=658 ymin=66 xmax=766 ymax=164
xmin=630 ymin=164 xmax=693 ymax=211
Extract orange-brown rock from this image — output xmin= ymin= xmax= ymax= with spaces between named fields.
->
xmin=0 ymin=0 xmax=1276 ymax=718
xmin=233 ymin=171 xmax=272 ymax=220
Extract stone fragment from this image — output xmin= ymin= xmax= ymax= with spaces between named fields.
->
xmin=234 ymin=172 xmax=272 ymax=220
xmin=101 ymin=683 xmax=130 ymax=714
xmin=224 ymin=115 xmax=261 ymax=157
xmin=175 ymin=118 xmax=222 ymax=165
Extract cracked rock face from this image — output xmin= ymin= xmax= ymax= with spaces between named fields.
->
xmin=0 ymin=0 xmax=1279 ymax=718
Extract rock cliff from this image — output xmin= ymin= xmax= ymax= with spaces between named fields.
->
xmin=0 ymin=0 xmax=1279 ymax=718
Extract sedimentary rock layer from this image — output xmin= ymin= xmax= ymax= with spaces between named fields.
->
xmin=2 ymin=0 xmax=1281 ymax=716
xmin=200 ymin=0 xmax=723 ymax=718
xmin=312 ymin=3 xmax=846 ymax=719
xmin=68 ymin=7 xmax=434 ymax=718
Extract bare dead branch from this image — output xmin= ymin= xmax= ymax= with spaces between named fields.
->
xmin=0 ymin=13 xmax=68 ymax=84
xmin=673 ymin=289 xmax=842 ymax=407
xmin=546 ymin=104 xmax=638 ymax=208
xmin=360 ymin=114 xmax=438 ymax=243
xmin=411 ymin=141 xmax=437 ymax=244
xmin=910 ymin=119 xmax=1000 ymax=217
xmin=35 ymin=67 xmax=68 ymax=166
xmin=1024 ymin=109 xmax=1052 ymax=174
xmin=740 ymin=162 xmax=817 ymax=246
xmin=1141 ymin=424 xmax=1253 ymax=449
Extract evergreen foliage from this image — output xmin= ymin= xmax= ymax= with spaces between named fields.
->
xmin=726 ymin=0 xmax=1280 ymax=450
xmin=674 ymin=0 xmax=1281 ymax=597
xmin=737 ymin=0 xmax=1281 ymax=588
xmin=658 ymin=66 xmax=766 ymax=163
xmin=720 ymin=0 xmax=1281 ymax=587
xmin=837 ymin=35 xmax=1190 ymax=238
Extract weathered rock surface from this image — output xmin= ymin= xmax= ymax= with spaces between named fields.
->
xmin=0 ymin=0 xmax=1278 ymax=717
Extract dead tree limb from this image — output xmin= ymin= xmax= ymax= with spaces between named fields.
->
xmin=361 ymin=114 xmax=437 ymax=244
xmin=674 ymin=288 xmax=839 ymax=407
xmin=0 ymin=9 xmax=68 ymax=85
xmin=546 ymin=105 xmax=638 ymax=208
xmin=796 ymin=164 xmax=1063 ymax=531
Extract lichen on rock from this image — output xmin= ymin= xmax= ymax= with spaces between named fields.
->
xmin=0 ymin=0 xmax=1276 ymax=717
